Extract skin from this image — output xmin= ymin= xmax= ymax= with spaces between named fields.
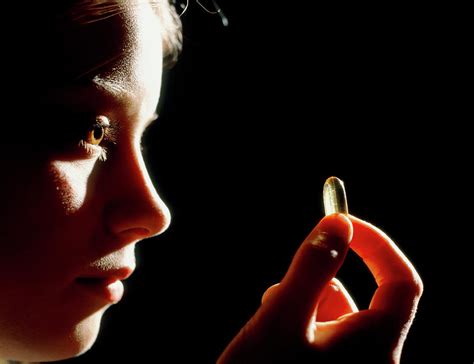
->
xmin=0 ymin=3 xmax=170 ymax=361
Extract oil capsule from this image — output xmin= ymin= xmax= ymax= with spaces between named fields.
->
xmin=323 ymin=176 xmax=348 ymax=216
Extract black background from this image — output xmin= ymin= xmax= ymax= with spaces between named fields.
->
xmin=61 ymin=2 xmax=469 ymax=363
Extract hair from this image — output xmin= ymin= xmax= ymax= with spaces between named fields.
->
xmin=153 ymin=0 xmax=183 ymax=67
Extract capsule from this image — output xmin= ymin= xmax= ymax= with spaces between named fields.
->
xmin=323 ymin=176 xmax=348 ymax=216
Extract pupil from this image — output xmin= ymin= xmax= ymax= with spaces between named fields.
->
xmin=93 ymin=126 xmax=103 ymax=140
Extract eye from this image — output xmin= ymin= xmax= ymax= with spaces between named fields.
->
xmin=85 ymin=115 xmax=110 ymax=146
xmin=77 ymin=114 xmax=117 ymax=161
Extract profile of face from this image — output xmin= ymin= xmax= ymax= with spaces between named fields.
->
xmin=0 ymin=2 xmax=172 ymax=361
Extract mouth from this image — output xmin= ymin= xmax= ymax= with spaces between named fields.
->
xmin=75 ymin=267 xmax=134 ymax=304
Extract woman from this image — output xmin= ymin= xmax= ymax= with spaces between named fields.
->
xmin=0 ymin=1 xmax=422 ymax=362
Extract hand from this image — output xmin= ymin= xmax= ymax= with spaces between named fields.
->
xmin=217 ymin=214 xmax=423 ymax=364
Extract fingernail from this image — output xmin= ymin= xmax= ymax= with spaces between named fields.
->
xmin=307 ymin=230 xmax=341 ymax=258
xmin=307 ymin=208 xmax=353 ymax=250
xmin=308 ymin=231 xmax=329 ymax=247
xmin=323 ymin=176 xmax=348 ymax=216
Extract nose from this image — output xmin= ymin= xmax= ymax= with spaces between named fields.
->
xmin=103 ymin=145 xmax=171 ymax=241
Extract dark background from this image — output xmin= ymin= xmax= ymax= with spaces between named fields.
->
xmin=62 ymin=2 xmax=469 ymax=363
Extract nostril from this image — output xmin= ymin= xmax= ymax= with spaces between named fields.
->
xmin=118 ymin=228 xmax=151 ymax=240
xmin=134 ymin=228 xmax=151 ymax=237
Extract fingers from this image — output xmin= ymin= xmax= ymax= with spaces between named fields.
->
xmin=348 ymin=215 xmax=423 ymax=320
xmin=317 ymin=278 xmax=358 ymax=322
xmin=261 ymin=214 xmax=352 ymax=338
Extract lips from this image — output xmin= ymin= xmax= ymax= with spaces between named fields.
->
xmin=78 ymin=266 xmax=134 ymax=281
xmin=75 ymin=266 xmax=134 ymax=303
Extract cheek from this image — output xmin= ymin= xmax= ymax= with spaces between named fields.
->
xmin=0 ymin=159 xmax=99 ymax=266
xmin=0 ymin=158 xmax=100 ymax=306
xmin=0 ymin=157 xmax=97 ymax=264
xmin=49 ymin=160 xmax=97 ymax=215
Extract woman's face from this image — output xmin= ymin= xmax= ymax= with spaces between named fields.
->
xmin=0 ymin=3 xmax=170 ymax=361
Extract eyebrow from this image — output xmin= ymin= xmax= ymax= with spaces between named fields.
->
xmin=91 ymin=75 xmax=133 ymax=100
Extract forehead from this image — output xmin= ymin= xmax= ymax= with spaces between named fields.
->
xmin=31 ymin=1 xmax=166 ymax=125
xmin=55 ymin=2 xmax=164 ymax=90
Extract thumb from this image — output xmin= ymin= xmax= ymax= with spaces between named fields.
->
xmin=266 ymin=214 xmax=353 ymax=338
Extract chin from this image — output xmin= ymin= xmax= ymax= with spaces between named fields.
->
xmin=4 ymin=310 xmax=105 ymax=362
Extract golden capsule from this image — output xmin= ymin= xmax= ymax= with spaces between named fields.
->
xmin=323 ymin=176 xmax=348 ymax=216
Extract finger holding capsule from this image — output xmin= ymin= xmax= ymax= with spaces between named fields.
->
xmin=250 ymin=177 xmax=353 ymax=340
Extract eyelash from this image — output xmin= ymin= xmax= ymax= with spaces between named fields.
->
xmin=77 ymin=118 xmax=119 ymax=161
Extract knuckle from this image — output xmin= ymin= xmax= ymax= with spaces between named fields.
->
xmin=396 ymin=275 xmax=424 ymax=298
xmin=412 ymin=274 xmax=424 ymax=297
xmin=406 ymin=268 xmax=424 ymax=297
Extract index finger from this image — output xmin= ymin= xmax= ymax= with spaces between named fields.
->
xmin=348 ymin=215 xmax=423 ymax=316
